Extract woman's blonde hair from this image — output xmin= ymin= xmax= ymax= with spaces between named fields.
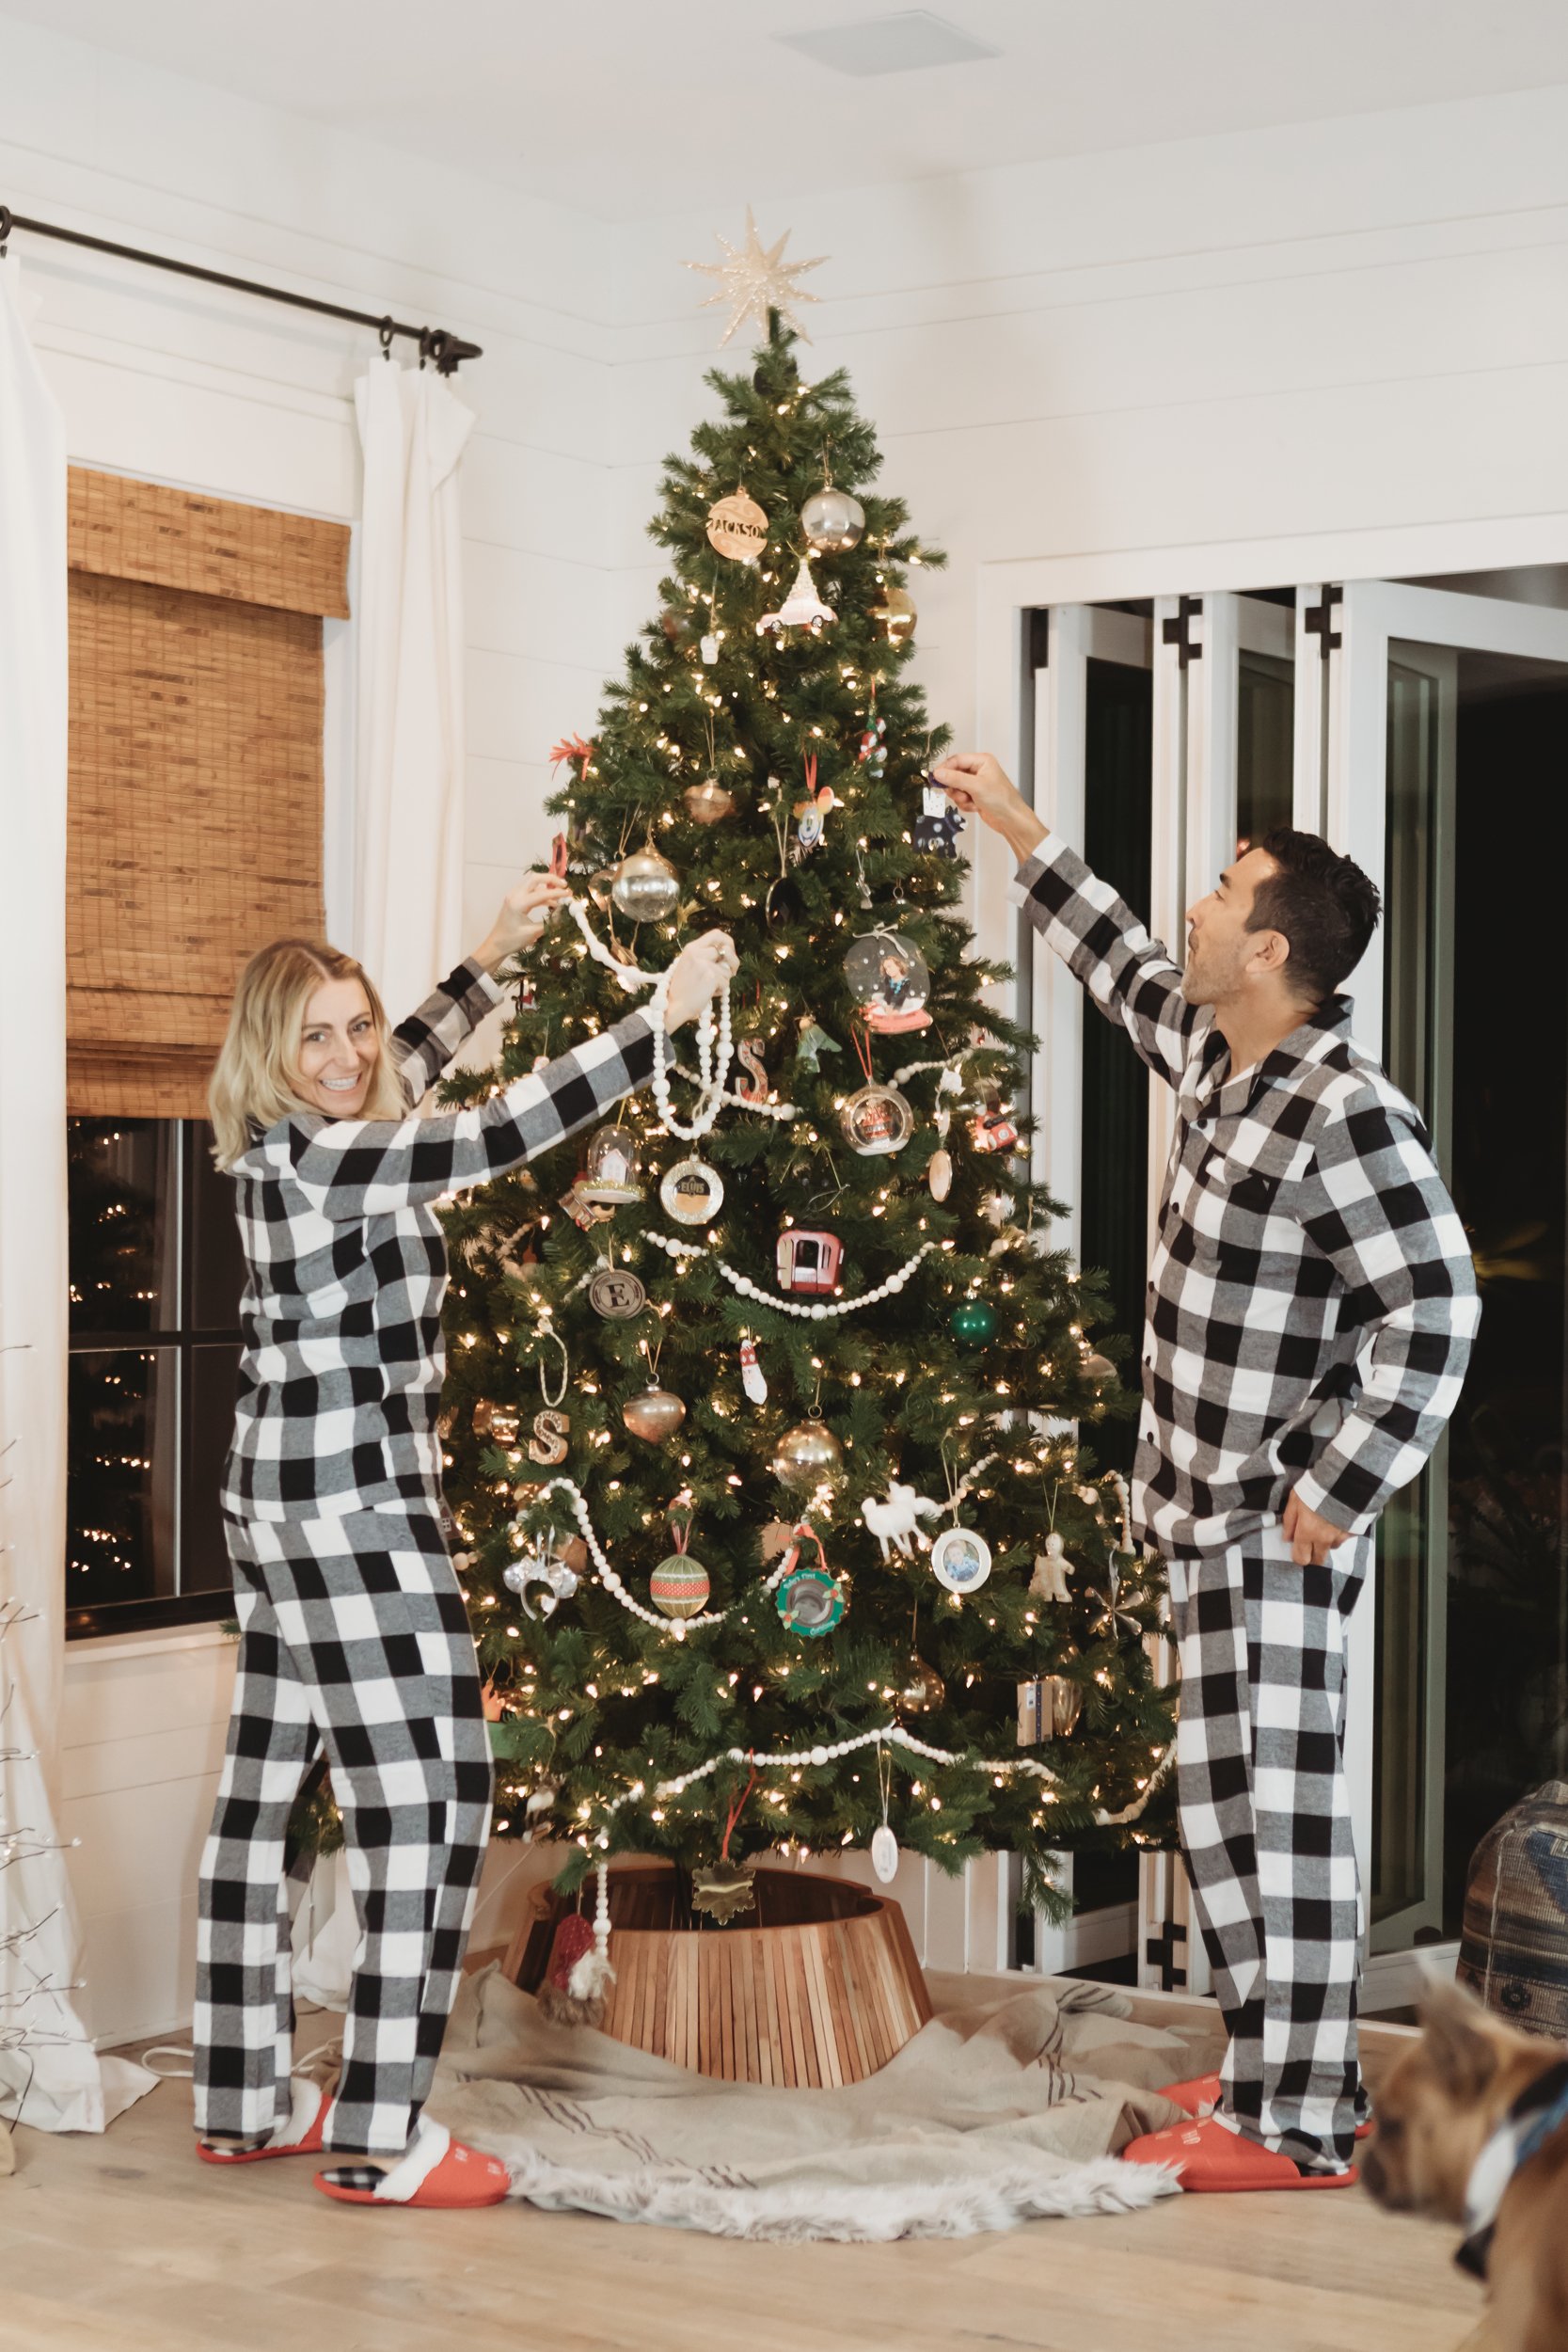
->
xmin=209 ymin=939 xmax=404 ymax=1168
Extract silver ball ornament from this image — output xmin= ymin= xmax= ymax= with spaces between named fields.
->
xmin=800 ymin=486 xmax=865 ymax=553
xmin=610 ymin=849 xmax=682 ymax=924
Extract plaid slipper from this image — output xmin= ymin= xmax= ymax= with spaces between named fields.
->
xmin=315 ymin=2122 xmax=510 ymax=2209
xmin=1122 ymin=2116 xmax=1358 ymax=2192
xmin=198 ymin=2078 xmax=327 ymax=2166
xmin=1155 ymin=2072 xmax=1373 ymax=2141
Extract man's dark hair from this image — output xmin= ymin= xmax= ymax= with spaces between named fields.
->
xmin=1248 ymin=829 xmax=1382 ymax=1007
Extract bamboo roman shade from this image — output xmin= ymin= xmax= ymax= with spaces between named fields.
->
xmin=66 ymin=469 xmax=351 ymax=1119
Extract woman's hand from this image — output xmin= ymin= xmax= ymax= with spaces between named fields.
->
xmin=476 ymin=872 xmax=573 ymax=972
xmin=664 ymin=930 xmax=739 ymax=1032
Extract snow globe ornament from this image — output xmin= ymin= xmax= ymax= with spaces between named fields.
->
xmin=580 ymin=1121 xmax=641 ymax=1205
xmin=610 ymin=849 xmax=681 ymax=924
xmin=844 ymin=930 xmax=931 ymax=1034
xmin=659 ymin=1156 xmax=724 ymax=1225
xmin=930 ymin=1525 xmax=993 ymax=1595
xmin=800 ymin=485 xmax=865 ymax=553
xmin=839 ymin=1083 xmax=913 ymax=1158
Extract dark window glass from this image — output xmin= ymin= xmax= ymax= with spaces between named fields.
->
xmin=1079 ymin=656 xmax=1154 ymax=1474
xmin=66 ymin=1118 xmax=243 ymax=1638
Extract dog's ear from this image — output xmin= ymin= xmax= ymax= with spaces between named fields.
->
xmin=1419 ymin=1979 xmax=1498 ymax=2102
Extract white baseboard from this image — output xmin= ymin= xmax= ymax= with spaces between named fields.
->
xmin=1360 ymin=1941 xmax=1458 ymax=2015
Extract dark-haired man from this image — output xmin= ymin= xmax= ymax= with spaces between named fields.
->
xmin=934 ymin=753 xmax=1478 ymax=2194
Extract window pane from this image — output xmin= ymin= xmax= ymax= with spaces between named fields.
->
xmin=185 ymin=1123 xmax=246 ymax=1332
xmin=66 ymin=1347 xmax=177 ymax=1606
xmin=68 ymin=1120 xmax=177 ymax=1336
xmin=1236 ymin=649 xmax=1295 ymax=853
xmin=182 ymin=1343 xmax=242 ymax=1597
xmin=1079 ymin=655 xmax=1153 ymax=1473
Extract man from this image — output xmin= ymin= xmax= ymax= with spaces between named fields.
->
xmin=934 ymin=752 xmax=1479 ymax=2192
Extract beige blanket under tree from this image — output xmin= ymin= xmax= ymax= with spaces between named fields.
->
xmin=429 ymin=1967 xmax=1204 ymax=2241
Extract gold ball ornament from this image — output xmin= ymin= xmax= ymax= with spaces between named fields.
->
xmin=869 ymin=585 xmax=917 ymax=644
xmin=622 ymin=1386 xmax=687 ymax=1444
xmin=896 ymin=1660 xmax=945 ymax=1715
xmin=610 ymin=850 xmax=682 ymax=924
xmin=705 ymin=492 xmax=768 ymax=564
xmin=770 ymin=1420 xmax=844 ymax=1489
xmin=683 ymin=778 xmax=736 ymax=825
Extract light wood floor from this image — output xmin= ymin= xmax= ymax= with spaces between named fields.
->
xmin=0 ymin=2006 xmax=1485 ymax=2352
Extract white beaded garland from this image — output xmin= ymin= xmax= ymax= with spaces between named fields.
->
xmin=566 ymin=895 xmax=734 ymax=1142
xmin=514 ymin=1475 xmax=819 ymax=1637
xmin=588 ymin=1724 xmax=1175 ymax=1833
xmin=642 ymin=1230 xmax=936 ymax=1319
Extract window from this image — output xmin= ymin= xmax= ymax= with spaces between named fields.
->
xmin=66 ymin=1118 xmax=245 ymax=1637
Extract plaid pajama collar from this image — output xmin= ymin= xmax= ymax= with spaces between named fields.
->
xmin=1016 ymin=834 xmax=1480 ymax=1557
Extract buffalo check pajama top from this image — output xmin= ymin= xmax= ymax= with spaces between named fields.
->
xmin=1017 ymin=833 xmax=1479 ymax=2170
xmin=194 ymin=960 xmax=657 ymax=2156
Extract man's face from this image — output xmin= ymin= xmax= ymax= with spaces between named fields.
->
xmin=1182 ymin=846 xmax=1283 ymax=1007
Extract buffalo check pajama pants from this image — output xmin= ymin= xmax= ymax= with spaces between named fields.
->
xmin=194 ymin=1506 xmax=492 ymax=2156
xmin=1166 ymin=1523 xmax=1371 ymax=2173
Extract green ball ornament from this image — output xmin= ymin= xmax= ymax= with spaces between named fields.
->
xmin=949 ymin=1298 xmax=997 ymax=1345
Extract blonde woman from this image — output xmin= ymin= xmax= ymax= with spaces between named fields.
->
xmin=196 ymin=874 xmax=736 ymax=2209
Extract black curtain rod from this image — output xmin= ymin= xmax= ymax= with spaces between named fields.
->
xmin=0 ymin=203 xmax=482 ymax=374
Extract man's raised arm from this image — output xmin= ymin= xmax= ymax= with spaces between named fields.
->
xmin=933 ymin=754 xmax=1198 ymax=1089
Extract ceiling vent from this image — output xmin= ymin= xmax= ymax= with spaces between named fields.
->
xmin=774 ymin=11 xmax=1001 ymax=78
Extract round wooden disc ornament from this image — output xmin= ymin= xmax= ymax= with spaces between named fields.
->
xmin=930 ymin=1526 xmax=992 ymax=1595
xmin=705 ymin=492 xmax=768 ymax=564
xmin=587 ymin=1266 xmax=647 ymax=1320
xmin=659 ymin=1157 xmax=725 ymax=1224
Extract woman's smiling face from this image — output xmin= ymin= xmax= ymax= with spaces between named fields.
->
xmin=294 ymin=975 xmax=380 ymax=1115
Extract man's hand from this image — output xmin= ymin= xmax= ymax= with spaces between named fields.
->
xmin=1282 ymin=1488 xmax=1354 ymax=1567
xmin=929 ymin=754 xmax=1047 ymax=863
xmin=476 ymin=872 xmax=573 ymax=972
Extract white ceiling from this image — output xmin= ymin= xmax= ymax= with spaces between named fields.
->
xmin=9 ymin=0 xmax=1568 ymax=223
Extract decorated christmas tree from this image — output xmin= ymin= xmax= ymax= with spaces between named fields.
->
xmin=439 ymin=248 xmax=1173 ymax=1936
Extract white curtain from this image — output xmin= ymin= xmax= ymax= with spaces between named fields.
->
xmin=0 ymin=260 xmax=152 ymax=2138
xmin=351 ymin=359 xmax=474 ymax=1019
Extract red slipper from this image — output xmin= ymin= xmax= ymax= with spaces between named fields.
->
xmin=314 ymin=2124 xmax=510 ymax=2210
xmin=198 ymin=2081 xmax=328 ymax=2166
xmin=1123 ymin=2115 xmax=1358 ymax=2192
xmin=1157 ymin=2071 xmax=1372 ymax=2140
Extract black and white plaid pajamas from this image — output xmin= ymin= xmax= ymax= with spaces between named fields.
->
xmin=1018 ymin=834 xmax=1479 ymax=2169
xmin=194 ymin=959 xmax=657 ymax=2155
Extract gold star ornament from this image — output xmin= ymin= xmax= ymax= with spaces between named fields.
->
xmin=685 ymin=208 xmax=828 ymax=345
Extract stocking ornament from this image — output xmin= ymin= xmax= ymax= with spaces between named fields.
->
xmin=739 ymin=1335 xmax=768 ymax=1405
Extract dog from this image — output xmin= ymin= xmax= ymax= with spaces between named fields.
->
xmin=1361 ymin=1979 xmax=1568 ymax=2352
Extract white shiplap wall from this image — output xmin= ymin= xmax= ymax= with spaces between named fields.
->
xmin=0 ymin=13 xmax=623 ymax=2044
xmin=10 ymin=27 xmax=1568 ymax=2037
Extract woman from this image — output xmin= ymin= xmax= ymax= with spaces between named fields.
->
xmin=195 ymin=873 xmax=736 ymax=2209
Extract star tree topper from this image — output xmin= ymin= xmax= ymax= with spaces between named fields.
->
xmin=685 ymin=207 xmax=827 ymax=345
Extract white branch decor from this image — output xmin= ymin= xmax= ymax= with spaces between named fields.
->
xmin=566 ymin=894 xmax=733 ymax=1141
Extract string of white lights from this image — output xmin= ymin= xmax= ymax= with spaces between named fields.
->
xmin=643 ymin=1229 xmax=938 ymax=1319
